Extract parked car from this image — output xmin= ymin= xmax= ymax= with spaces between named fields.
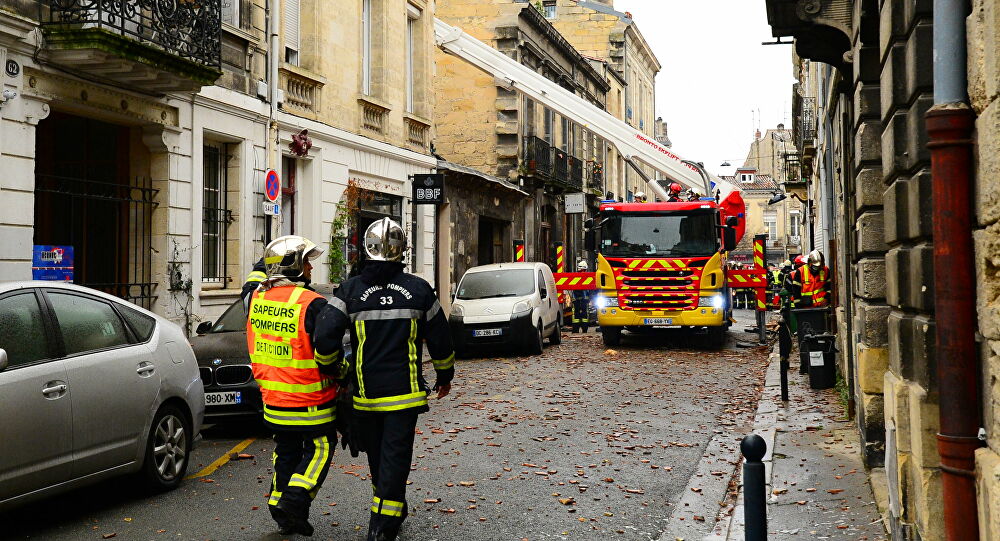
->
xmin=190 ymin=284 xmax=339 ymax=423
xmin=449 ymin=262 xmax=562 ymax=357
xmin=0 ymin=282 xmax=204 ymax=511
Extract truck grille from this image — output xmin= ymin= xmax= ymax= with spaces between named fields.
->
xmin=215 ymin=365 xmax=253 ymax=385
xmin=199 ymin=367 xmax=212 ymax=386
xmin=623 ymin=293 xmax=697 ymax=310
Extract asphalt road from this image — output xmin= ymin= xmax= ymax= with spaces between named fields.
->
xmin=0 ymin=311 xmax=769 ymax=541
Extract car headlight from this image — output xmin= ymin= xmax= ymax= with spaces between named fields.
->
xmin=698 ymin=294 xmax=725 ymax=308
xmin=451 ymin=304 xmax=464 ymax=317
xmin=596 ymin=295 xmax=618 ymax=308
xmin=512 ymin=301 xmax=531 ymax=315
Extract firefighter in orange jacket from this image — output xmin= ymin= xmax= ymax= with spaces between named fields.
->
xmin=245 ymin=235 xmax=347 ymax=536
xmin=787 ymin=250 xmax=832 ymax=308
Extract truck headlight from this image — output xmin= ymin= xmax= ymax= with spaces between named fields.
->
xmin=451 ymin=304 xmax=464 ymax=317
xmin=699 ymin=295 xmax=724 ymax=309
xmin=596 ymin=295 xmax=618 ymax=308
xmin=512 ymin=301 xmax=531 ymax=315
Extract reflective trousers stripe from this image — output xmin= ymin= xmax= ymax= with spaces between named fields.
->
xmin=287 ymin=435 xmax=330 ymax=491
xmin=263 ymin=404 xmax=335 ymax=426
xmin=353 ymin=391 xmax=428 ymax=412
xmin=432 ymin=353 xmax=455 ymax=370
xmin=372 ymin=496 xmax=405 ymax=517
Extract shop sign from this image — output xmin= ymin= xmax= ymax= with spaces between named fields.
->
xmin=412 ymin=174 xmax=444 ymax=205
xmin=565 ymin=192 xmax=586 ymax=214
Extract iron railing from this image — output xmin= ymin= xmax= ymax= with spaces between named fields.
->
xmin=553 ymin=149 xmax=569 ymax=182
xmin=43 ymin=0 xmax=222 ymax=70
xmin=34 ymin=174 xmax=158 ymax=309
xmin=568 ymin=155 xmax=583 ymax=190
xmin=796 ymin=96 xmax=817 ymax=150
xmin=525 ymin=136 xmax=552 ymax=177
xmin=587 ymin=161 xmax=604 ymax=193
xmin=202 ymin=145 xmax=232 ymax=284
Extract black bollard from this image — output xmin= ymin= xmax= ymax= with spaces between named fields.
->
xmin=741 ymin=434 xmax=767 ymax=541
xmin=779 ymin=358 xmax=789 ymax=402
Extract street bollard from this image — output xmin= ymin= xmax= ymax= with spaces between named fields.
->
xmin=779 ymin=358 xmax=789 ymax=402
xmin=741 ymin=434 xmax=767 ymax=541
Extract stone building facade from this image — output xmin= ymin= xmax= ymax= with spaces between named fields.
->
xmin=0 ymin=0 xmax=439 ymax=332
xmin=722 ymin=166 xmax=804 ymax=265
xmin=435 ymin=0 xmax=612 ymax=273
xmin=765 ymin=0 xmax=1000 ymax=539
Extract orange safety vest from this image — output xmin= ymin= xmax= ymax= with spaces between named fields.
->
xmin=799 ymin=265 xmax=829 ymax=306
xmin=246 ymin=285 xmax=336 ymax=408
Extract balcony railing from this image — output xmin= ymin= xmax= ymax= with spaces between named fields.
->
xmin=280 ymin=66 xmax=324 ymax=118
xmin=522 ymin=136 xmax=589 ymax=192
xmin=44 ymin=0 xmax=222 ymax=69
xmin=568 ymin=155 xmax=583 ymax=190
xmin=796 ymin=96 xmax=817 ymax=150
xmin=525 ymin=136 xmax=553 ymax=177
xmin=587 ymin=161 xmax=604 ymax=192
xmin=405 ymin=116 xmax=430 ymax=152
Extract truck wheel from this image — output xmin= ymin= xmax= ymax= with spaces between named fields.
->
xmin=549 ymin=315 xmax=563 ymax=345
xmin=602 ymin=327 xmax=622 ymax=347
xmin=527 ymin=323 xmax=544 ymax=356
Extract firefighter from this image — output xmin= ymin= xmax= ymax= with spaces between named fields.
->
xmin=320 ymin=218 xmax=455 ymax=541
xmin=787 ymin=250 xmax=832 ymax=309
xmin=634 ymin=191 xmax=647 ymax=203
xmin=571 ymin=260 xmax=592 ymax=333
xmin=244 ymin=235 xmax=348 ymax=536
xmin=666 ymin=182 xmax=683 ymax=202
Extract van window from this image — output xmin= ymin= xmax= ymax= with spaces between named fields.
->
xmin=537 ymin=271 xmax=547 ymax=299
xmin=457 ymin=269 xmax=534 ymax=300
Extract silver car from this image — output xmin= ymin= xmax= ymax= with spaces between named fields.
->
xmin=0 ymin=282 xmax=205 ymax=510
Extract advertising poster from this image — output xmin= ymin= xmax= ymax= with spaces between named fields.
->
xmin=32 ymin=245 xmax=74 ymax=281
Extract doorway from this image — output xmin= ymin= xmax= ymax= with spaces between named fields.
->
xmin=33 ymin=112 xmax=156 ymax=308
xmin=477 ymin=216 xmax=505 ymax=266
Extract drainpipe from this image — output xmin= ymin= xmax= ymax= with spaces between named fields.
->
xmin=267 ymin=0 xmax=281 ymax=239
xmin=927 ymin=1 xmax=980 ymax=540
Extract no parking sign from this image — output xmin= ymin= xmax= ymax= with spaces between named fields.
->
xmin=265 ymin=170 xmax=281 ymax=202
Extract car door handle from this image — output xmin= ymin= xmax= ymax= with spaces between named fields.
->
xmin=42 ymin=383 xmax=67 ymax=396
xmin=136 ymin=362 xmax=155 ymax=377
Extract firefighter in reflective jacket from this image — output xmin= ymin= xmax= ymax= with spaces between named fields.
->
xmin=320 ymin=218 xmax=455 ymax=541
xmin=787 ymin=250 xmax=832 ymax=308
xmin=571 ymin=260 xmax=592 ymax=333
xmin=244 ymin=235 xmax=347 ymax=537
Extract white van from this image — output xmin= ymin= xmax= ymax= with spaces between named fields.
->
xmin=449 ymin=262 xmax=562 ymax=356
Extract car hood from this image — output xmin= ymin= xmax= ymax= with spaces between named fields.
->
xmin=189 ymin=331 xmax=250 ymax=365
xmin=455 ymin=296 xmax=531 ymax=320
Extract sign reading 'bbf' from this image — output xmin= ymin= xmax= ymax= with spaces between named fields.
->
xmin=412 ymin=174 xmax=444 ymax=205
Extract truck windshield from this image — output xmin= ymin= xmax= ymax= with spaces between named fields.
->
xmin=599 ymin=211 xmax=719 ymax=257
xmin=457 ymin=269 xmax=535 ymax=300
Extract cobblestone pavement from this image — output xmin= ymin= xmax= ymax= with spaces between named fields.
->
xmin=1 ymin=314 xmax=770 ymax=541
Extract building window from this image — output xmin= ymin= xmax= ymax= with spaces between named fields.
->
xmin=542 ymin=1 xmax=556 ymax=19
xmin=763 ymin=211 xmax=777 ymax=241
xmin=560 ymin=116 xmax=568 ymax=152
xmin=222 ymin=0 xmax=251 ymax=31
xmin=203 ymin=144 xmax=232 ymax=283
xmin=284 ymin=0 xmax=300 ymax=66
xmin=789 ymin=212 xmax=801 ymax=237
xmin=281 ymin=156 xmax=297 ymax=236
xmin=362 ymin=0 xmax=372 ymax=95
xmin=406 ymin=4 xmax=421 ymax=113
xmin=543 ymin=107 xmax=553 ymax=144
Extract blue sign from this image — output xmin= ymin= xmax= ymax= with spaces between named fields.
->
xmin=32 ymin=245 xmax=74 ymax=281
xmin=265 ymin=170 xmax=281 ymax=202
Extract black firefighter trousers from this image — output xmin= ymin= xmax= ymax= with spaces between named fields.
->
xmin=356 ymin=409 xmax=419 ymax=540
xmin=268 ymin=427 xmax=334 ymax=526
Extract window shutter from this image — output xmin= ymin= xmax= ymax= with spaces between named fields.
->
xmin=284 ymin=0 xmax=300 ymax=51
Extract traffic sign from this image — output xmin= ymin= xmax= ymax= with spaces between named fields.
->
xmin=265 ymin=170 xmax=281 ymax=202
xmin=263 ymin=201 xmax=281 ymax=216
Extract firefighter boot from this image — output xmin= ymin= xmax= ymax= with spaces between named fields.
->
xmin=276 ymin=499 xmax=314 ymax=537
xmin=268 ymin=505 xmax=294 ymax=535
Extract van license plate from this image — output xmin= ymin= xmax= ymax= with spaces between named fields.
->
xmin=644 ymin=318 xmax=672 ymax=325
xmin=473 ymin=328 xmax=502 ymax=337
xmin=205 ymin=391 xmax=242 ymax=406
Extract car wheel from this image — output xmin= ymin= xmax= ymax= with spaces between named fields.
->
xmin=602 ymin=327 xmax=622 ymax=347
xmin=527 ymin=323 xmax=544 ymax=355
xmin=142 ymin=404 xmax=192 ymax=491
xmin=549 ymin=315 xmax=562 ymax=345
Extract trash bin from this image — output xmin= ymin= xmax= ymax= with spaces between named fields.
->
xmin=792 ymin=307 xmax=830 ymax=344
xmin=803 ymin=333 xmax=837 ymax=389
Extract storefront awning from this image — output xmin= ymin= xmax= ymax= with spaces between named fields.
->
xmin=436 ymin=159 xmax=530 ymax=197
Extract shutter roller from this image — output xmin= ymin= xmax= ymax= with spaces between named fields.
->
xmin=284 ymin=0 xmax=300 ymax=51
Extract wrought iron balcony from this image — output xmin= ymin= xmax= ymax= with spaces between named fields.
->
xmin=568 ymin=155 xmax=583 ymax=190
xmin=41 ymin=0 xmax=222 ymax=93
xmin=524 ymin=136 xmax=553 ymax=178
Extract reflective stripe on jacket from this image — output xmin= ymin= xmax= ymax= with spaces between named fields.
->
xmin=247 ymin=285 xmax=338 ymax=410
xmin=799 ymin=265 xmax=829 ymax=306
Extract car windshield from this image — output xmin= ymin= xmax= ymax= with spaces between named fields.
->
xmin=210 ymin=299 xmax=247 ymax=333
xmin=457 ymin=269 xmax=535 ymax=300
xmin=599 ymin=211 xmax=719 ymax=257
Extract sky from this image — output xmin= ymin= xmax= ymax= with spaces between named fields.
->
xmin=612 ymin=0 xmax=797 ymax=178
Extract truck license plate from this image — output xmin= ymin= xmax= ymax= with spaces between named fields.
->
xmin=472 ymin=328 xmax=502 ymax=337
xmin=644 ymin=318 xmax=672 ymax=325
xmin=205 ymin=391 xmax=242 ymax=406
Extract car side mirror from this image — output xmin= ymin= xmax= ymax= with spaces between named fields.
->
xmin=726 ymin=216 xmax=739 ymax=227
xmin=196 ymin=321 xmax=213 ymax=335
xmin=723 ymin=227 xmax=737 ymax=252
xmin=584 ymin=218 xmax=594 ymax=229
xmin=0 ymin=348 xmax=8 ymax=372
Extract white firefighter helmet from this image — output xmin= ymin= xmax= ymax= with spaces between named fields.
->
xmin=364 ymin=217 xmax=407 ymax=262
xmin=263 ymin=235 xmax=323 ymax=279
xmin=577 ymin=259 xmax=588 ymax=271
xmin=635 ymin=191 xmax=646 ymax=202
xmin=807 ymin=250 xmax=824 ymax=269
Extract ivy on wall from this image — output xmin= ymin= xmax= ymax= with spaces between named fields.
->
xmin=328 ymin=179 xmax=375 ymax=283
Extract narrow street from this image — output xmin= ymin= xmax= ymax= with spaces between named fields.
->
xmin=0 ymin=312 xmax=769 ymax=541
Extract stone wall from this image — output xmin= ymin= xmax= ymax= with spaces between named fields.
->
xmin=971 ymin=0 xmax=1000 ymax=538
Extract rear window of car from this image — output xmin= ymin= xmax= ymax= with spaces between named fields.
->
xmin=117 ymin=303 xmax=156 ymax=342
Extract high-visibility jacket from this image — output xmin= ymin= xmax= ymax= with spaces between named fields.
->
xmin=789 ymin=265 xmax=830 ymax=308
xmin=247 ymin=285 xmax=343 ymax=425
xmin=322 ymin=264 xmax=454 ymax=414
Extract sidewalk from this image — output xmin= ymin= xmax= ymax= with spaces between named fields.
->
xmin=718 ymin=347 xmax=888 ymax=540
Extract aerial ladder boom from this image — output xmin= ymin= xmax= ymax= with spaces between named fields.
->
xmin=434 ymin=18 xmax=738 ymax=200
